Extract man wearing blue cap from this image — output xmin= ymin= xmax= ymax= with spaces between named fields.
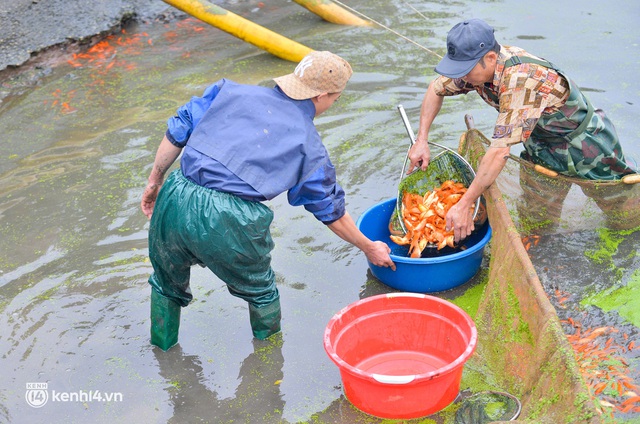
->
xmin=408 ymin=18 xmax=637 ymax=240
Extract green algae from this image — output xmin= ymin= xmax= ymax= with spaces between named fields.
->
xmin=581 ymin=269 xmax=640 ymax=327
xmin=398 ymin=151 xmax=471 ymax=197
xmin=466 ymin=273 xmax=583 ymax=422
xmin=582 ymin=225 xmax=640 ymax=326
xmin=585 ymin=228 xmax=626 ymax=266
xmin=254 ymin=333 xmax=284 ymax=364
xmin=527 ymin=392 xmax=561 ymax=421
xmin=449 ymin=271 xmax=488 ymax=320
xmin=567 ymin=392 xmax=599 ymax=424
xmin=514 ymin=208 xmax=554 ymax=235
xmin=450 ymin=273 xmax=514 ymax=416
xmin=502 ymin=282 xmax=534 ymax=346
xmin=460 ymin=356 xmax=501 ymax=394
xmin=453 ymin=391 xmax=521 ymax=422
xmin=585 ymin=226 xmax=639 ymax=266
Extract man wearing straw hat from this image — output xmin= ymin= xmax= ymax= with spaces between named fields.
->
xmin=140 ymin=50 xmax=395 ymax=351
xmin=409 ymin=18 xmax=638 ymax=239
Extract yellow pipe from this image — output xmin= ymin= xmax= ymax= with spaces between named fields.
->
xmin=292 ymin=0 xmax=371 ymax=26
xmin=162 ymin=0 xmax=314 ymax=62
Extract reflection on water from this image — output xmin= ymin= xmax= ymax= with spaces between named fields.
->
xmin=154 ymin=336 xmax=285 ymax=423
xmin=1 ymin=0 xmax=639 ymax=422
xmin=512 ymin=159 xmax=640 ymax=235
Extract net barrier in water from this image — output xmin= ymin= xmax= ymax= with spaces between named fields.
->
xmin=458 ymin=128 xmax=601 ymax=423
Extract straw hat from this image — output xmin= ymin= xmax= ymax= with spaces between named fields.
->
xmin=274 ymin=51 xmax=352 ymax=100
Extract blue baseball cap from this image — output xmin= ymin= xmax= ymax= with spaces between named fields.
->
xmin=435 ymin=19 xmax=497 ymax=79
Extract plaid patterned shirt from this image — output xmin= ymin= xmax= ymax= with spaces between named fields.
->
xmin=432 ymin=45 xmax=570 ymax=147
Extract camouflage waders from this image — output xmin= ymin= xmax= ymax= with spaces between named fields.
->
xmin=506 ymin=56 xmax=639 ymax=231
xmin=504 ymin=56 xmax=636 ymax=180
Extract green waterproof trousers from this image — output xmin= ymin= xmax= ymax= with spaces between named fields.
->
xmin=148 ymin=170 xmax=281 ymax=344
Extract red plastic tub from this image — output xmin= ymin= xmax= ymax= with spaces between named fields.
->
xmin=323 ymin=293 xmax=477 ymax=419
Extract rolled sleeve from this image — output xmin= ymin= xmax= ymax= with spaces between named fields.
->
xmin=432 ymin=76 xmax=475 ymax=96
xmin=166 ymin=81 xmax=223 ymax=147
xmin=287 ymin=160 xmax=346 ymax=224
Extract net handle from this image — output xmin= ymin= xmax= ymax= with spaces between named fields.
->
xmin=397 ymin=105 xmax=477 ymax=178
xmin=395 ymin=105 xmax=480 ymax=235
xmin=464 ymin=114 xmax=561 ymax=178
xmin=465 ymin=114 xmax=639 ymax=184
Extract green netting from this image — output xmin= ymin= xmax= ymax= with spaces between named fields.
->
xmin=398 ymin=151 xmax=475 ymax=194
xmin=390 ymin=149 xmax=479 ymax=237
xmin=460 ymin=124 xmax=601 ymax=421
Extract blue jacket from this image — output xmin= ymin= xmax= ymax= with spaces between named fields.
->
xmin=165 ymin=79 xmax=346 ymax=224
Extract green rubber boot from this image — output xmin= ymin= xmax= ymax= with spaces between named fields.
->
xmin=249 ymin=298 xmax=281 ymax=340
xmin=150 ymin=289 xmax=181 ymax=351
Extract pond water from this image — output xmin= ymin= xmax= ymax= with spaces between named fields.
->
xmin=1 ymin=0 xmax=638 ymax=423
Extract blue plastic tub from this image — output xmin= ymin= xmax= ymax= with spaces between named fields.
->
xmin=356 ymin=198 xmax=492 ymax=292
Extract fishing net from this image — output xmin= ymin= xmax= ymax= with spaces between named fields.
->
xmin=454 ymin=391 xmax=521 ymax=424
xmin=456 ymin=117 xmax=603 ymax=421
xmin=389 ymin=145 xmax=483 ymax=237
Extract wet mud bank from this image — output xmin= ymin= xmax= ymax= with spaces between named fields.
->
xmin=1 ymin=0 xmax=166 ymax=104
xmin=0 ymin=0 xmax=273 ymax=102
xmin=0 ymin=0 xmax=171 ymax=71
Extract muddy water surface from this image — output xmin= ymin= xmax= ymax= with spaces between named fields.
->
xmin=1 ymin=1 xmax=639 ymax=423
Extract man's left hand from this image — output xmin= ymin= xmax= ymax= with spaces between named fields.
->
xmin=141 ymin=182 xmax=161 ymax=218
xmin=445 ymin=202 xmax=475 ymax=243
